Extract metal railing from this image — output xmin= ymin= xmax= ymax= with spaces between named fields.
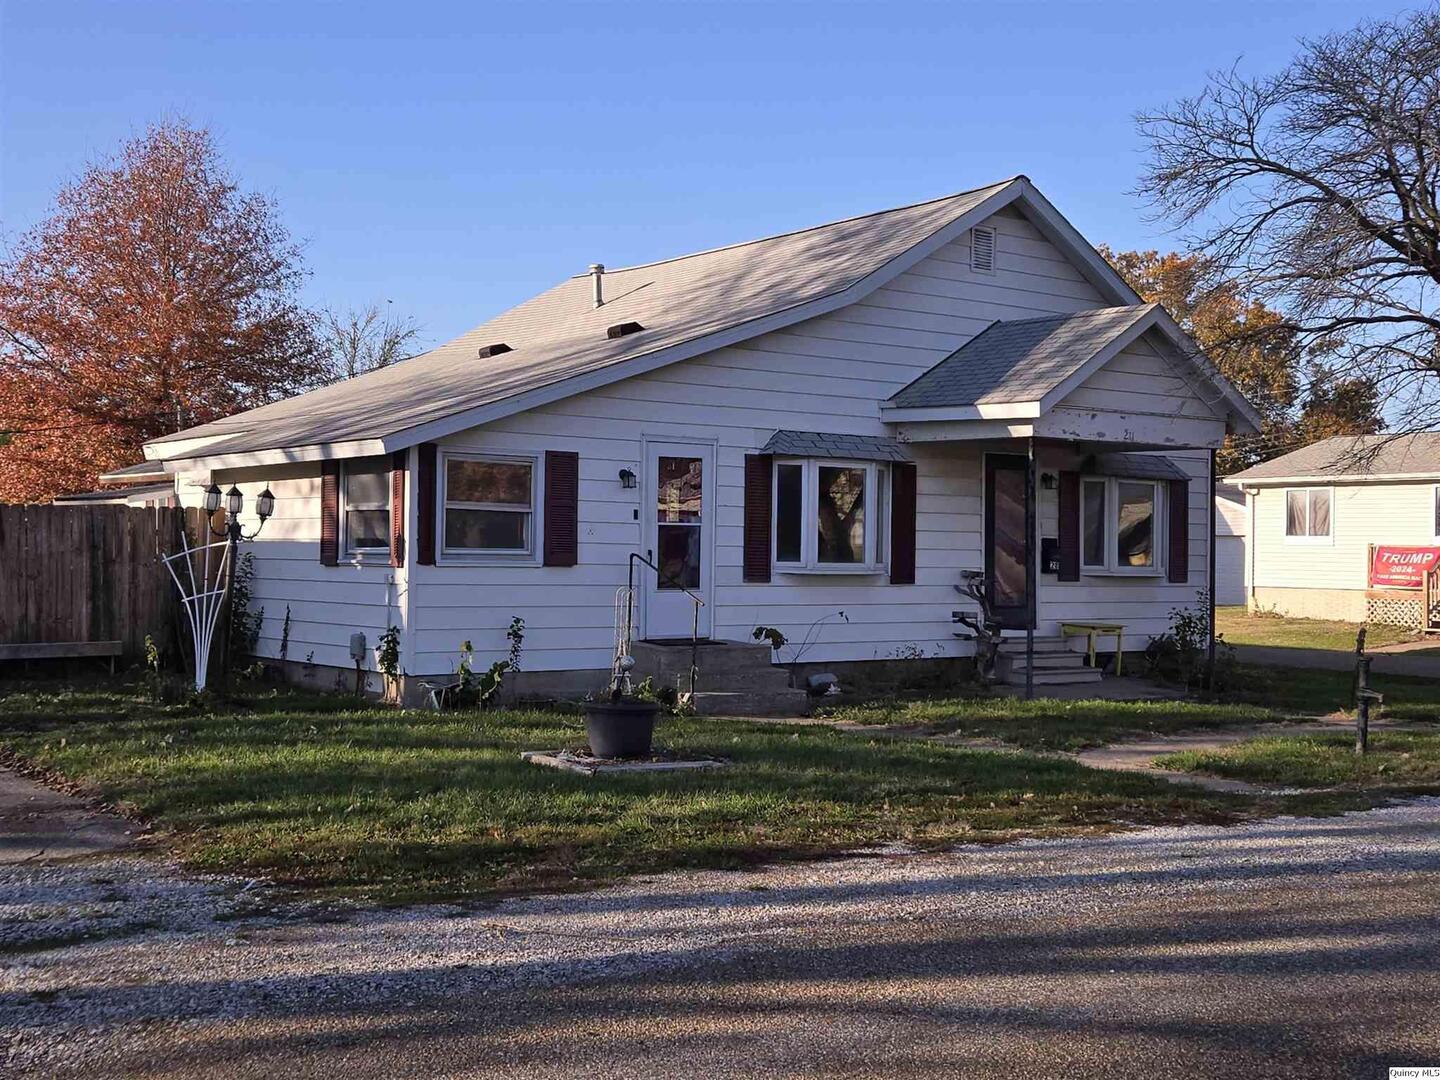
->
xmin=611 ymin=551 xmax=705 ymax=701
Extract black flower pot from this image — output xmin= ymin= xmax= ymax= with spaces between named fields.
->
xmin=583 ymin=699 xmax=661 ymax=758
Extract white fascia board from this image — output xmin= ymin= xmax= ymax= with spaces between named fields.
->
xmin=159 ymin=439 xmax=387 ymax=472
xmin=143 ymin=432 xmax=244 ymax=461
xmin=878 ymin=401 xmax=1042 ymax=423
xmin=380 ymin=183 xmax=1029 ymax=452
xmin=892 ymin=419 xmax=1035 ymax=443
xmin=1227 ymin=472 xmax=1440 ymax=487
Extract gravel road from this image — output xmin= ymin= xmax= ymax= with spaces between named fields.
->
xmin=4 ymin=799 xmax=1439 ymax=1078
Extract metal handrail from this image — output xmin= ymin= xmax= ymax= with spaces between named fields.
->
xmin=622 ymin=551 xmax=704 ymax=702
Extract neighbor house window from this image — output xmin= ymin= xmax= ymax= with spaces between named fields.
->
xmin=1078 ymin=476 xmax=1164 ymax=574
xmin=343 ymin=457 xmax=391 ymax=555
xmin=442 ymin=453 xmax=536 ymax=556
xmin=1284 ymin=487 xmax=1332 ymax=540
xmin=773 ymin=459 xmax=887 ymax=570
xmin=1433 ymin=486 xmax=1440 ymax=537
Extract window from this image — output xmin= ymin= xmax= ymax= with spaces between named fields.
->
xmin=1284 ymin=487 xmax=1332 ymax=540
xmin=1078 ymin=476 xmax=1164 ymax=574
xmin=343 ymin=457 xmax=390 ymax=556
xmin=773 ymin=458 xmax=887 ymax=571
xmin=442 ymin=453 xmax=536 ymax=556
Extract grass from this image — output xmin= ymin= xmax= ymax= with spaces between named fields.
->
xmin=1215 ymin=606 xmax=1417 ymax=651
xmin=0 ymin=678 xmax=1246 ymax=902
xmin=1157 ymin=732 xmax=1440 ymax=789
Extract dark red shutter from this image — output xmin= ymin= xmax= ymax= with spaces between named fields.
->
xmin=889 ymin=461 xmax=917 ymax=585
xmin=1057 ymin=470 xmax=1080 ymax=582
xmin=389 ymin=449 xmax=407 ymax=568
xmin=743 ymin=454 xmax=773 ymax=583
xmin=1168 ymin=478 xmax=1189 ymax=583
xmin=320 ymin=460 xmax=339 ymax=566
xmin=543 ymin=450 xmax=580 ymax=566
xmin=417 ymin=443 xmax=437 ymax=566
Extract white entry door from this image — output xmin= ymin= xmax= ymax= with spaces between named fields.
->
xmin=643 ymin=441 xmax=714 ymax=640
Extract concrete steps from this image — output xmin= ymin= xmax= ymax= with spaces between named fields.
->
xmin=995 ymin=637 xmax=1105 ymax=687
xmin=632 ymin=640 xmax=809 ymax=716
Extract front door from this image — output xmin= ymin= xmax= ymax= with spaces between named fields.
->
xmin=644 ymin=441 xmax=713 ymax=640
xmin=984 ymin=454 xmax=1032 ymax=630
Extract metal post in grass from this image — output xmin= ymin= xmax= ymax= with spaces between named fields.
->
xmin=1353 ymin=626 xmax=1378 ymax=756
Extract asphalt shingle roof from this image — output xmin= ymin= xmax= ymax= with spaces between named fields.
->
xmin=886 ymin=304 xmax=1156 ymax=409
xmin=761 ymin=431 xmax=912 ymax=461
xmin=1227 ymin=434 xmax=1440 ymax=483
xmin=148 ymin=180 xmax=1018 ymax=459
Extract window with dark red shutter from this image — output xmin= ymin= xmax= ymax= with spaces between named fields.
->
xmin=743 ymin=454 xmax=773 ymax=583
xmin=889 ymin=462 xmax=917 ymax=585
xmin=543 ymin=450 xmax=580 ymax=567
xmin=1057 ymin=471 xmax=1080 ymax=582
xmin=389 ymin=449 xmax=406 ymax=568
xmin=320 ymin=461 xmax=339 ymax=566
xmin=1168 ymin=478 xmax=1189 ymax=583
xmin=416 ymin=443 xmax=437 ymax=566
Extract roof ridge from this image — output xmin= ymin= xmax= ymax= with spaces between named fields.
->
xmin=580 ymin=177 xmax=1023 ymax=275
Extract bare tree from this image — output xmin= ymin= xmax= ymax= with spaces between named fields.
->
xmin=1137 ymin=7 xmax=1440 ymax=444
xmin=320 ymin=302 xmax=423 ymax=382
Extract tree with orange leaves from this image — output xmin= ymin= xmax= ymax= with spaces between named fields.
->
xmin=1099 ymin=247 xmax=1379 ymax=473
xmin=0 ymin=121 xmax=323 ymax=503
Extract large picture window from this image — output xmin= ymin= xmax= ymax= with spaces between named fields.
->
xmin=1078 ymin=476 xmax=1164 ymax=575
xmin=442 ymin=453 xmax=536 ymax=556
xmin=1284 ymin=487 xmax=1332 ymax=540
xmin=343 ymin=457 xmax=391 ymax=556
xmin=773 ymin=458 xmax=887 ymax=571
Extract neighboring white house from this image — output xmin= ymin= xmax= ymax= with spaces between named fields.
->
xmin=1214 ymin=483 xmax=1248 ymax=606
xmin=1228 ymin=434 xmax=1440 ymax=627
xmin=136 ymin=176 xmax=1260 ymax=706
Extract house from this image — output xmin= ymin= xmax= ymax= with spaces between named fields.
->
xmin=1214 ymin=483 xmax=1248 ymax=606
xmin=1227 ymin=433 xmax=1440 ymax=629
xmin=137 ymin=176 xmax=1260 ymax=708
xmin=51 ymin=461 xmax=179 ymax=509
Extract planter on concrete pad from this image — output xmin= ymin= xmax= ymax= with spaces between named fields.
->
xmin=583 ymin=698 xmax=662 ymax=759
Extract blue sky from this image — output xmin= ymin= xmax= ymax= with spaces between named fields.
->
xmin=0 ymin=0 xmax=1386 ymax=351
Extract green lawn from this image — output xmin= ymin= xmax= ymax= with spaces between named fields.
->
xmin=819 ymin=663 xmax=1440 ymax=747
xmin=1216 ymin=606 xmax=1417 ymax=651
xmin=1157 ymin=732 xmax=1440 ymax=789
xmin=0 ymin=679 xmax=1243 ymax=902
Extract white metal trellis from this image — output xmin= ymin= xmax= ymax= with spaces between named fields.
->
xmin=611 ymin=585 xmax=636 ymax=696
xmin=160 ymin=532 xmax=231 ymax=692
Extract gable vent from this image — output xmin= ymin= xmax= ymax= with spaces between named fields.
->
xmin=476 ymin=342 xmax=512 ymax=358
xmin=970 ymin=225 xmax=996 ymax=273
xmin=606 ymin=321 xmax=645 ymax=340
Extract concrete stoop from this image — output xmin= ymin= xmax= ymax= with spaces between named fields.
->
xmin=632 ymin=640 xmax=812 ymax=716
xmin=995 ymin=637 xmax=1103 ymax=687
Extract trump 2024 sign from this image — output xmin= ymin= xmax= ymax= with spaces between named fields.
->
xmin=1369 ymin=545 xmax=1440 ymax=588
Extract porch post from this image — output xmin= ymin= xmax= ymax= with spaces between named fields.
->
xmin=1025 ymin=437 xmax=1037 ymax=700
xmin=1206 ymin=447 xmax=1217 ymax=689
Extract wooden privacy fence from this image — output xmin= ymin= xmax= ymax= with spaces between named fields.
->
xmin=0 ymin=504 xmax=189 ymax=660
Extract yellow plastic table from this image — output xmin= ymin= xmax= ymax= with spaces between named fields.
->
xmin=1059 ymin=622 xmax=1126 ymax=676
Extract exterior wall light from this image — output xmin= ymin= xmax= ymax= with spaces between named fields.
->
xmin=618 ymin=468 xmax=637 ymax=489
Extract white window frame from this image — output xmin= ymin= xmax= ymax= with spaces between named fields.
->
xmin=341 ymin=457 xmax=391 ymax=560
xmin=772 ymin=457 xmax=889 ymax=574
xmin=1282 ymin=485 xmax=1334 ymax=545
xmin=1077 ymin=475 xmax=1166 ymax=576
xmin=438 ymin=450 xmax=542 ymax=564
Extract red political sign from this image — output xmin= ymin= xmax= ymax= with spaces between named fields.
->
xmin=1369 ymin=545 xmax=1440 ymax=588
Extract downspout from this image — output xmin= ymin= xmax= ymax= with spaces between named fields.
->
xmin=1024 ymin=437 xmax=1037 ymax=701
xmin=1207 ymin=448 xmax=1217 ymax=689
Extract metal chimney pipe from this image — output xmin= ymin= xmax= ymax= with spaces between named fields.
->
xmin=589 ymin=263 xmax=605 ymax=308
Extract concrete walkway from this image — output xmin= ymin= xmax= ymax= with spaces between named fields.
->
xmin=0 ymin=767 xmax=136 ymax=864
xmin=1233 ymin=642 xmax=1440 ymax=678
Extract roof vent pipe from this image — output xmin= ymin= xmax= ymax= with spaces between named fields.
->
xmin=589 ymin=263 xmax=605 ymax=308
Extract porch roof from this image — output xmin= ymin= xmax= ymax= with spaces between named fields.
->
xmin=886 ymin=305 xmax=1155 ymax=409
xmin=762 ymin=430 xmax=912 ymax=462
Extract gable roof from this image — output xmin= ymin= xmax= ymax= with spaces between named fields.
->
xmin=880 ymin=302 xmax=1260 ymax=432
xmin=146 ymin=176 xmax=1152 ymax=468
xmin=886 ymin=305 xmax=1156 ymax=409
xmin=1228 ymin=434 xmax=1440 ymax=484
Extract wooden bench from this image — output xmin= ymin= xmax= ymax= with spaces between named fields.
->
xmin=0 ymin=641 xmax=123 ymax=673
xmin=1058 ymin=623 xmax=1126 ymax=676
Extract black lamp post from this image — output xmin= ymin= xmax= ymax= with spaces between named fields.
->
xmin=204 ymin=482 xmax=275 ymax=689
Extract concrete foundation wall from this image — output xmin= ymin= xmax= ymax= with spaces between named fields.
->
xmin=1250 ymin=586 xmax=1367 ymax=622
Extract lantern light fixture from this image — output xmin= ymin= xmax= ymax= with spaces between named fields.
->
xmin=256 ymin=488 xmax=276 ymax=521
xmin=203 ymin=483 xmax=222 ymax=514
xmin=618 ymin=467 xmax=637 ymax=489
